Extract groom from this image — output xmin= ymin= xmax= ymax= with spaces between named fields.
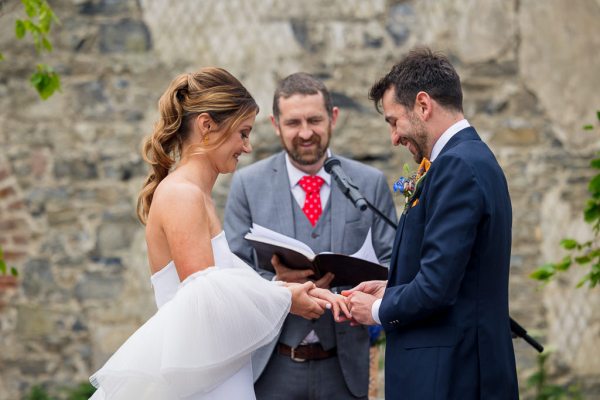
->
xmin=345 ymin=48 xmax=519 ymax=399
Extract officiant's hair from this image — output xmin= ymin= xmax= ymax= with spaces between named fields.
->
xmin=137 ymin=67 xmax=259 ymax=224
xmin=272 ymin=72 xmax=333 ymax=122
xmin=369 ymin=47 xmax=463 ymax=114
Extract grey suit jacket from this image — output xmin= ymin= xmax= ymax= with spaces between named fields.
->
xmin=224 ymin=151 xmax=396 ymax=397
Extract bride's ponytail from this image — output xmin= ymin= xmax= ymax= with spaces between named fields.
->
xmin=136 ymin=68 xmax=258 ymax=224
xmin=136 ymin=74 xmax=188 ymax=224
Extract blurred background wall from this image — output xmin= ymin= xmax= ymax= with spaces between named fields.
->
xmin=0 ymin=0 xmax=599 ymax=398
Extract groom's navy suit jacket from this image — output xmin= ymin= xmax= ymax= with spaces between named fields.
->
xmin=380 ymin=127 xmax=519 ymax=399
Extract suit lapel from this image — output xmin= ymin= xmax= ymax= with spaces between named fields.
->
xmin=271 ymin=152 xmax=296 ymax=238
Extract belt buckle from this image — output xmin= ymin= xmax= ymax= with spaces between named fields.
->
xmin=290 ymin=347 xmax=307 ymax=363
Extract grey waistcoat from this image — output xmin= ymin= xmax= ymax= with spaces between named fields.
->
xmin=277 ymin=198 xmax=336 ymax=350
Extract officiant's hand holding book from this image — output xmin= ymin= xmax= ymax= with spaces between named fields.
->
xmin=244 ymin=224 xmax=388 ymax=288
xmin=271 ymin=254 xmax=335 ymax=288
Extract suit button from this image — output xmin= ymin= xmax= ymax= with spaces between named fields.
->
xmin=311 ymin=232 xmax=319 ymax=239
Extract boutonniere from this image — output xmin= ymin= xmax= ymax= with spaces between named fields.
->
xmin=392 ymin=158 xmax=431 ymax=213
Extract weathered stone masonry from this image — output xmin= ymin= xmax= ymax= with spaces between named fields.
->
xmin=1 ymin=0 xmax=599 ymax=398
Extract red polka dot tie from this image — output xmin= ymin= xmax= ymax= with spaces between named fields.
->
xmin=298 ymin=175 xmax=325 ymax=227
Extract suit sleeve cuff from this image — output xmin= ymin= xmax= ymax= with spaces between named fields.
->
xmin=372 ymin=298 xmax=382 ymax=325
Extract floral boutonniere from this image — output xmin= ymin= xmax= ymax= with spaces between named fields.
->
xmin=393 ymin=158 xmax=431 ymax=212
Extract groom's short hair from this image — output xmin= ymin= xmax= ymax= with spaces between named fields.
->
xmin=369 ymin=47 xmax=463 ymax=114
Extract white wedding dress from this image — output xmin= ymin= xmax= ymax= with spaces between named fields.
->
xmin=89 ymin=231 xmax=291 ymax=399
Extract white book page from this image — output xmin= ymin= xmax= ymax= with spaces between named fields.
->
xmin=349 ymin=228 xmax=379 ymax=263
xmin=249 ymin=223 xmax=315 ymax=255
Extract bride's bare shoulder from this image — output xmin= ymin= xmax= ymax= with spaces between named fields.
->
xmin=149 ymin=175 xmax=211 ymax=221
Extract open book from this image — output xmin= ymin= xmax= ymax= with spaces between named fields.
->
xmin=244 ymin=224 xmax=388 ymax=288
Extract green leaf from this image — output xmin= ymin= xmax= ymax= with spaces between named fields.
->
xmin=0 ymin=245 xmax=4 ymax=260
xmin=0 ymin=52 xmax=4 ymax=62
xmin=42 ymin=37 xmax=52 ymax=52
xmin=24 ymin=19 xmax=40 ymax=34
xmin=584 ymin=124 xmax=595 ymax=130
xmin=556 ymin=256 xmax=572 ymax=271
xmin=40 ymin=9 xmax=52 ymax=32
xmin=0 ymin=260 xmax=6 ymax=275
xmin=30 ymin=64 xmax=61 ymax=100
xmin=597 ymin=110 xmax=600 ymax=122
xmin=591 ymin=158 xmax=600 ymax=169
xmin=588 ymin=174 xmax=600 ymax=194
xmin=15 ymin=19 xmax=26 ymax=39
xmin=576 ymin=274 xmax=590 ymax=288
xmin=30 ymin=73 xmax=43 ymax=85
xmin=530 ymin=264 xmax=555 ymax=281
xmin=23 ymin=0 xmax=38 ymax=18
xmin=560 ymin=238 xmax=578 ymax=250
xmin=10 ymin=267 xmax=18 ymax=277
xmin=575 ymin=255 xmax=591 ymax=264
xmin=584 ymin=200 xmax=600 ymax=223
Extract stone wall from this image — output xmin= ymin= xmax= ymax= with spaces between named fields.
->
xmin=0 ymin=0 xmax=599 ymax=398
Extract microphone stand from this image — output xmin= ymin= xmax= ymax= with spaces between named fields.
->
xmin=364 ymin=198 xmax=397 ymax=231
xmin=342 ymin=180 xmax=545 ymax=353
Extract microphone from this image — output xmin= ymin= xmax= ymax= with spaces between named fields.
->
xmin=324 ymin=157 xmax=368 ymax=211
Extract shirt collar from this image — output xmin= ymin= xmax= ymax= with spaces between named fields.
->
xmin=285 ymin=149 xmax=332 ymax=187
xmin=430 ymin=119 xmax=470 ymax=162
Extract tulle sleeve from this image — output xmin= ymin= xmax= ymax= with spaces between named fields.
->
xmin=89 ymin=266 xmax=291 ymax=399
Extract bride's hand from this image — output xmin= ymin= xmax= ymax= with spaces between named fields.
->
xmin=287 ymin=281 xmax=325 ymax=320
xmin=308 ymin=287 xmax=352 ymax=322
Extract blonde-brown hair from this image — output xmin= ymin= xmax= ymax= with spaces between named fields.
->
xmin=136 ymin=67 xmax=258 ymax=224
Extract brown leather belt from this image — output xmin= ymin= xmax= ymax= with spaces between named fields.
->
xmin=277 ymin=343 xmax=337 ymax=362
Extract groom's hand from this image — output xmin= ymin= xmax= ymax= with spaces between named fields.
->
xmin=341 ymin=280 xmax=387 ymax=299
xmin=345 ymin=291 xmax=377 ymax=326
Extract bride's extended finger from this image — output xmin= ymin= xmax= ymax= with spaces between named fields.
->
xmin=312 ymin=297 xmax=331 ymax=310
xmin=337 ymin=297 xmax=352 ymax=320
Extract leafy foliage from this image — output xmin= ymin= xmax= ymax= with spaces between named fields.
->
xmin=63 ymin=382 xmax=96 ymax=400
xmin=24 ymin=385 xmax=56 ymax=400
xmin=30 ymin=64 xmax=60 ymax=100
xmin=531 ymin=111 xmax=600 ymax=288
xmin=526 ymin=352 xmax=583 ymax=400
xmin=0 ymin=245 xmax=18 ymax=277
xmin=15 ymin=0 xmax=58 ymax=53
xmin=24 ymin=382 xmax=96 ymax=400
xmin=1 ymin=0 xmax=60 ymax=99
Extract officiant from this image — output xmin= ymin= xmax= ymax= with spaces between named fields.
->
xmin=224 ymin=72 xmax=397 ymax=400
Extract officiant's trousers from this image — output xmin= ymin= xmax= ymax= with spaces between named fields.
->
xmin=255 ymin=352 xmax=366 ymax=400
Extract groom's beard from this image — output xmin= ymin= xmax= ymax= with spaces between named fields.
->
xmin=405 ymin=112 xmax=429 ymax=164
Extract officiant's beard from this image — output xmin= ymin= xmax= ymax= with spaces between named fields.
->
xmin=281 ymin=126 xmax=331 ymax=166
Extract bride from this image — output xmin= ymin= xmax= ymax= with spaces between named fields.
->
xmin=89 ymin=68 xmax=350 ymax=399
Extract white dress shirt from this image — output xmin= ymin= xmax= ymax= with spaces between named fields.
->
xmin=370 ymin=119 xmax=470 ymax=325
